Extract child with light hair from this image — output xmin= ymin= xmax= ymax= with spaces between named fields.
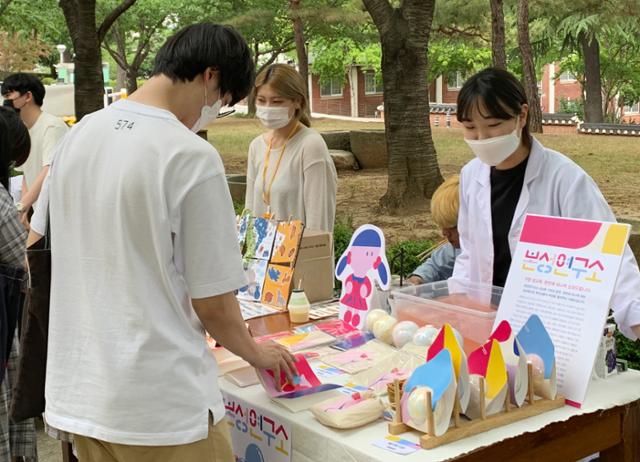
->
xmin=407 ymin=174 xmax=461 ymax=285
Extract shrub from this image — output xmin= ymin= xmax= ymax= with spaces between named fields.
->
xmin=233 ymin=201 xmax=245 ymax=216
xmin=333 ymin=218 xmax=354 ymax=263
xmin=615 ymin=332 xmax=640 ymax=370
xmin=386 ymin=240 xmax=435 ymax=279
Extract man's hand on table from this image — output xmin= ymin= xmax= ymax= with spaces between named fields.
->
xmin=192 ymin=291 xmax=297 ymax=390
xmin=248 ymin=341 xmax=297 ymax=389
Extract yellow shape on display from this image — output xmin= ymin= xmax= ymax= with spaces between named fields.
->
xmin=601 ymin=223 xmax=630 ymax=256
xmin=485 ymin=339 xmax=508 ymax=399
xmin=443 ymin=324 xmax=463 ymax=378
xmin=277 ymin=333 xmax=309 ymax=347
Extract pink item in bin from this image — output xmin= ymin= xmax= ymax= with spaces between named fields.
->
xmin=391 ymin=279 xmax=501 ymax=355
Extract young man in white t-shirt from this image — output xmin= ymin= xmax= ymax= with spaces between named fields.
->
xmin=28 ymin=23 xmax=296 ymax=462
xmin=1 ymin=73 xmax=68 ymax=226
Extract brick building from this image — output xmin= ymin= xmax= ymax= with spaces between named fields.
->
xmin=310 ymin=64 xmax=640 ymax=124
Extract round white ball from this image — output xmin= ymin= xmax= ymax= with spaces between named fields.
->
xmin=392 ymin=321 xmax=419 ymax=348
xmin=373 ymin=316 xmax=397 ymax=344
xmin=407 ymin=387 xmax=430 ymax=424
xmin=412 ymin=325 xmax=439 ymax=346
xmin=365 ymin=309 xmax=389 ymax=332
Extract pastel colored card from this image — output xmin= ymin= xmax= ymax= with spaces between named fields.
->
xmin=496 ymin=214 xmax=630 ymax=406
xmin=372 ymin=436 xmax=421 ymax=455
xmin=330 ymin=331 xmax=375 ymax=351
xmin=352 ymin=351 xmax=420 ymax=394
xmin=335 ymin=224 xmax=390 ymax=330
xmin=271 ymin=220 xmax=304 ymax=265
xmin=322 ymin=349 xmax=380 ymax=374
xmin=261 ymin=264 xmax=294 ymax=309
xmin=321 ymin=341 xmax=394 ymax=374
xmin=273 ymin=330 xmax=336 ymax=352
xmin=245 ymin=217 xmax=277 ymax=260
xmin=427 ymin=324 xmax=470 ymax=412
xmin=401 ymin=349 xmax=457 ymax=436
xmin=257 ymin=354 xmax=340 ymax=399
xmin=313 ymin=319 xmax=357 ymax=337
xmin=237 ymin=259 xmax=268 ymax=302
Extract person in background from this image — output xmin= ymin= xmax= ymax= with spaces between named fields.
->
xmin=452 ymin=67 xmax=640 ymax=340
xmin=407 ymin=175 xmax=462 ymax=285
xmin=29 ymin=23 xmax=295 ymax=462
xmin=245 ymin=64 xmax=337 ymax=232
xmin=1 ymin=73 xmax=68 ymax=228
xmin=0 ymin=106 xmax=38 ymax=461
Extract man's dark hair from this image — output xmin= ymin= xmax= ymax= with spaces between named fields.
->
xmin=1 ymin=73 xmax=46 ymax=107
xmin=457 ymin=67 xmax=532 ymax=148
xmin=152 ymin=23 xmax=254 ymax=106
xmin=0 ymin=106 xmax=31 ymax=191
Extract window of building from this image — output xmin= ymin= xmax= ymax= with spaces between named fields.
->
xmin=320 ymin=78 xmax=343 ymax=97
xmin=559 ymin=71 xmax=577 ymax=82
xmin=624 ymin=101 xmax=640 ymax=114
xmin=447 ymin=71 xmax=465 ymax=90
xmin=364 ymin=72 xmax=383 ymax=94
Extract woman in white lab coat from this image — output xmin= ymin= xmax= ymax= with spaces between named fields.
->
xmin=451 ymin=68 xmax=640 ymax=340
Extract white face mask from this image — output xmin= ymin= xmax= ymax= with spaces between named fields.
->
xmin=256 ymin=105 xmax=292 ymax=129
xmin=191 ymin=86 xmax=222 ymax=133
xmin=465 ymin=118 xmax=521 ymax=166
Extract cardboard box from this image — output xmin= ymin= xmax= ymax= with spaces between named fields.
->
xmin=293 ymin=230 xmax=335 ymax=303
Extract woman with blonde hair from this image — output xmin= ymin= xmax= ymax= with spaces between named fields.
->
xmin=407 ymin=174 xmax=461 ymax=285
xmin=245 ymin=64 xmax=337 ymax=232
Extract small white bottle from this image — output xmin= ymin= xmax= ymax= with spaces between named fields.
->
xmin=288 ymin=287 xmax=311 ymax=324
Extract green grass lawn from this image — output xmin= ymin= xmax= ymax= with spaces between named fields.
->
xmin=208 ymin=115 xmax=640 ymax=238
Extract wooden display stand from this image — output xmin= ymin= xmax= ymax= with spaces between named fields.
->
xmin=388 ymin=363 xmax=566 ymax=449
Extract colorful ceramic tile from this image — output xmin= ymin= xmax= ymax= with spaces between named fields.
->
xmin=237 ymin=259 xmax=268 ymax=302
xmin=244 ymin=217 xmax=277 ymax=261
xmin=236 ymin=209 xmax=251 ymax=250
xmin=271 ymin=220 xmax=304 ymax=265
xmin=261 ymin=264 xmax=294 ymax=309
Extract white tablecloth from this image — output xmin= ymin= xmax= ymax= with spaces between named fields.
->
xmin=220 ymin=370 xmax=640 ymax=462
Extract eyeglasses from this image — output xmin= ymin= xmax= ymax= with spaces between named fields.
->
xmin=216 ymin=109 xmax=236 ymax=119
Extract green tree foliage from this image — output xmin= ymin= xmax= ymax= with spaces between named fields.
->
xmin=0 ymin=0 xmax=69 ymax=76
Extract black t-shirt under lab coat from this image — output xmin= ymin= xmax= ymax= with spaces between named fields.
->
xmin=490 ymin=155 xmax=530 ymax=287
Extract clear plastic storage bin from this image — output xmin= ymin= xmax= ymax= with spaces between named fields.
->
xmin=390 ymin=279 xmax=503 ymax=353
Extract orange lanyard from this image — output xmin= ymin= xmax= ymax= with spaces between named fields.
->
xmin=261 ymin=123 xmax=300 ymax=205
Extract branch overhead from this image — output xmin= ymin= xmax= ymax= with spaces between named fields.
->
xmin=98 ymin=0 xmax=137 ymax=43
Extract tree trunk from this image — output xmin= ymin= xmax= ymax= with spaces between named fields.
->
xmin=71 ymin=5 xmax=105 ymax=121
xmin=126 ymin=70 xmax=138 ymax=94
xmin=116 ymin=64 xmax=127 ymax=91
xmin=363 ymin=0 xmax=443 ymax=211
xmin=580 ymin=31 xmax=604 ymax=123
xmin=60 ymin=0 xmax=137 ymax=121
xmin=490 ymin=0 xmax=507 ymax=69
xmin=290 ymin=0 xmax=309 ymax=97
xmin=516 ymin=0 xmax=542 ymax=133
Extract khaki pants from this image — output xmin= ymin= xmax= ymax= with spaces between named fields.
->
xmin=74 ymin=415 xmax=234 ymax=462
